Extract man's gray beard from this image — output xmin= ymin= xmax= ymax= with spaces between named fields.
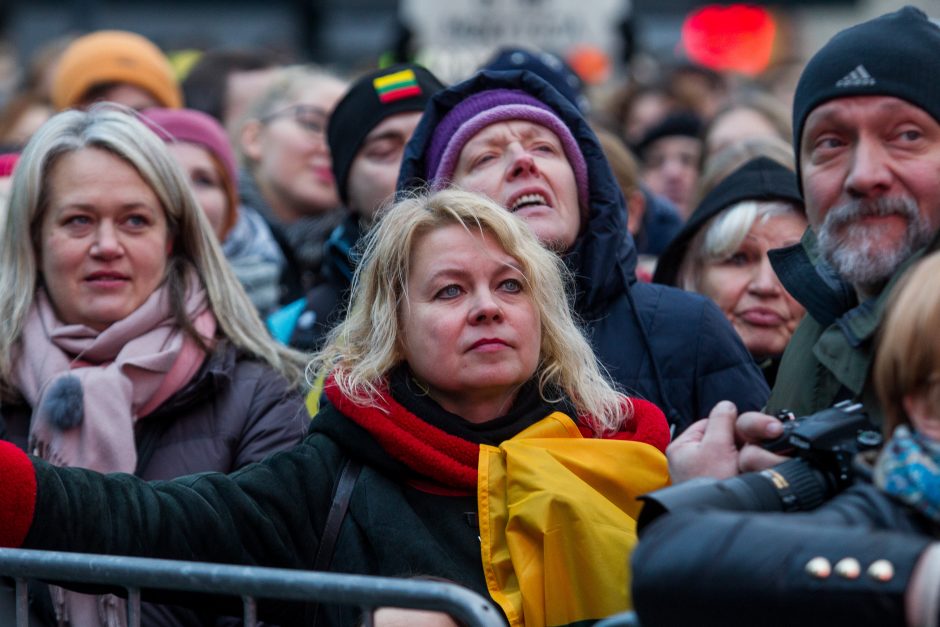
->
xmin=816 ymin=196 xmax=934 ymax=296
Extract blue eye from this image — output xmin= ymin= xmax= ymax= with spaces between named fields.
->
xmin=500 ymin=278 xmax=523 ymax=293
xmin=64 ymin=215 xmax=92 ymax=226
xmin=436 ymin=285 xmax=462 ymax=299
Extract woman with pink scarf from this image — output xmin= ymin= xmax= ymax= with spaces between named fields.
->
xmin=0 ymin=105 xmax=309 ymax=626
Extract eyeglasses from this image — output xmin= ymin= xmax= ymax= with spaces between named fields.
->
xmin=260 ymin=104 xmax=328 ymax=136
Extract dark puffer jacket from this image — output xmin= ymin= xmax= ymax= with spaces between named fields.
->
xmin=397 ymin=70 xmax=769 ymax=432
xmin=1 ymin=341 xmax=307 ymax=626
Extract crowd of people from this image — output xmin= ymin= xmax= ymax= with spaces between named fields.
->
xmin=0 ymin=4 xmax=938 ymax=627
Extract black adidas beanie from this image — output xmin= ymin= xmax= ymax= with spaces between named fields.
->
xmin=792 ymin=6 xmax=940 ymax=178
xmin=327 ymin=63 xmax=444 ymax=205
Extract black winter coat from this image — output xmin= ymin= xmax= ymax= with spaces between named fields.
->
xmin=631 ymin=481 xmax=933 ymax=626
xmin=397 ymin=70 xmax=769 ymax=432
xmin=15 ymin=376 xmax=645 ymax=626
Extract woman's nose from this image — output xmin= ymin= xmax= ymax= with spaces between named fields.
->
xmin=470 ymin=291 xmax=503 ymax=323
xmin=507 ymin=147 xmax=539 ymax=181
xmin=749 ymin=256 xmax=782 ymax=295
xmin=90 ymin=222 xmax=123 ymax=258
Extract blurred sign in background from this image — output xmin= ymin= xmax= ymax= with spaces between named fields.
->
xmin=0 ymin=0 xmax=934 ymax=99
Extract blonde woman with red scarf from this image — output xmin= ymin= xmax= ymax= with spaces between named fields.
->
xmin=0 ymin=188 xmax=670 ymax=626
xmin=0 ymin=105 xmax=309 ymax=626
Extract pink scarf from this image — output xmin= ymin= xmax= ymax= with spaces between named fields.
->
xmin=14 ymin=275 xmax=216 ymax=474
xmin=13 ymin=275 xmax=216 ymax=626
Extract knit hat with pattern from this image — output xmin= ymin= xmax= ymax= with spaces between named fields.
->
xmin=327 ymin=63 xmax=444 ymax=205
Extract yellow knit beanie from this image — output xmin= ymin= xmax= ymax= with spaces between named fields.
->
xmin=52 ymin=30 xmax=183 ymax=110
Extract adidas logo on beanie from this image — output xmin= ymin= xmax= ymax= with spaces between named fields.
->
xmin=792 ymin=6 xmax=940 ymax=178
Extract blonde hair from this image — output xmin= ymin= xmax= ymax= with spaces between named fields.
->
xmin=237 ymin=64 xmax=347 ymax=169
xmin=310 ymin=188 xmax=631 ymax=435
xmin=875 ymin=251 xmax=940 ymax=435
xmin=0 ymin=105 xmax=307 ymax=398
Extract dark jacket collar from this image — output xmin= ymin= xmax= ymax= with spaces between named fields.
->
xmin=768 ymin=228 xmax=857 ymax=328
xmin=397 ymin=69 xmax=638 ymax=316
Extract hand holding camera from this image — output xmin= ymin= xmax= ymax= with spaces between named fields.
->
xmin=644 ymin=401 xmax=882 ymax=530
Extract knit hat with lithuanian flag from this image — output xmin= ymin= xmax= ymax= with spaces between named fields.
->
xmin=327 ymin=63 xmax=445 ymax=205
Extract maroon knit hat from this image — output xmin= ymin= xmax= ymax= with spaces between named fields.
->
xmin=140 ymin=107 xmax=237 ymax=186
xmin=425 ymin=89 xmax=590 ymax=215
xmin=140 ymin=107 xmax=239 ymax=237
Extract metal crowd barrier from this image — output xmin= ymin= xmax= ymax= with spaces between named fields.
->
xmin=0 ymin=548 xmax=506 ymax=627
xmin=594 ymin=611 xmax=642 ymax=626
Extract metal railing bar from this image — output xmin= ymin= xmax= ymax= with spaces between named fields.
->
xmin=15 ymin=578 xmax=27 ymax=627
xmin=0 ymin=549 xmax=505 ymax=627
xmin=127 ymin=587 xmax=141 ymax=627
xmin=242 ymin=595 xmax=257 ymax=627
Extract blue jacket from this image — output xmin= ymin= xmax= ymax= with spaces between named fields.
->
xmin=398 ymin=70 xmax=769 ymax=432
xmin=267 ymin=213 xmax=361 ymax=352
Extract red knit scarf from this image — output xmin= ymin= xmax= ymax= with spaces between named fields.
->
xmin=323 ymin=377 xmax=670 ymax=491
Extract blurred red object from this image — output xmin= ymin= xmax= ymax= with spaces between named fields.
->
xmin=681 ymin=4 xmax=777 ymax=76
xmin=0 ymin=153 xmax=19 ymax=177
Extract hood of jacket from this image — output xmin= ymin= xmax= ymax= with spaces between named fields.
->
xmin=398 ymin=70 xmax=639 ymax=315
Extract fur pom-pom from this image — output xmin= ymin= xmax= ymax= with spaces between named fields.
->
xmin=41 ymin=375 xmax=84 ymax=430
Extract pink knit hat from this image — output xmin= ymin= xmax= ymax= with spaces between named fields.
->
xmin=140 ymin=107 xmax=239 ymax=237
xmin=425 ymin=89 xmax=590 ymax=215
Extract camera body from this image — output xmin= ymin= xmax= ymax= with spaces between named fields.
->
xmin=637 ymin=401 xmax=883 ymax=531
xmin=762 ymin=400 xmax=883 ymax=490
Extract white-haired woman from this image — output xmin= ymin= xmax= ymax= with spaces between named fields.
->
xmin=0 ymin=188 xmax=670 ymax=626
xmin=0 ymin=105 xmax=308 ymax=626
xmin=653 ymin=154 xmax=807 ymax=386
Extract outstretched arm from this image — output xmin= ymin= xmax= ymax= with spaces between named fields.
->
xmin=1 ymin=439 xmax=336 ymax=573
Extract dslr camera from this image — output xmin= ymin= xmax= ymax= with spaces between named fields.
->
xmin=638 ymin=401 xmax=883 ymax=530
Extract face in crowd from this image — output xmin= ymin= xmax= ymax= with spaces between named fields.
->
xmin=641 ymin=135 xmax=703 ymax=220
xmin=450 ymin=120 xmax=581 ymax=252
xmin=241 ymin=76 xmax=347 ymax=222
xmin=697 ymin=207 xmax=807 ymax=360
xmin=346 ymin=111 xmax=424 ymax=221
xmin=399 ymin=222 xmax=541 ymax=422
xmin=165 ymin=142 xmax=230 ymax=240
xmin=39 ymin=147 xmax=172 ymax=330
xmin=76 ymin=83 xmax=164 ymax=112
xmin=802 ymin=95 xmax=940 ymax=297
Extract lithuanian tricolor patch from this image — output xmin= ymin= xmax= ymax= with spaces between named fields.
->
xmin=373 ymin=69 xmax=422 ymax=103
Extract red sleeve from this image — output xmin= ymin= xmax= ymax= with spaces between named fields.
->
xmin=578 ymin=398 xmax=671 ymax=453
xmin=0 ymin=440 xmax=37 ymax=547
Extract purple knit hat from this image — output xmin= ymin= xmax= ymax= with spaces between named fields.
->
xmin=425 ymin=89 xmax=590 ymax=215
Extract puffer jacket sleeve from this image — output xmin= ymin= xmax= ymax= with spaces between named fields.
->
xmin=228 ymin=361 xmax=308 ymax=469
xmin=631 ymin=484 xmax=932 ymax=627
